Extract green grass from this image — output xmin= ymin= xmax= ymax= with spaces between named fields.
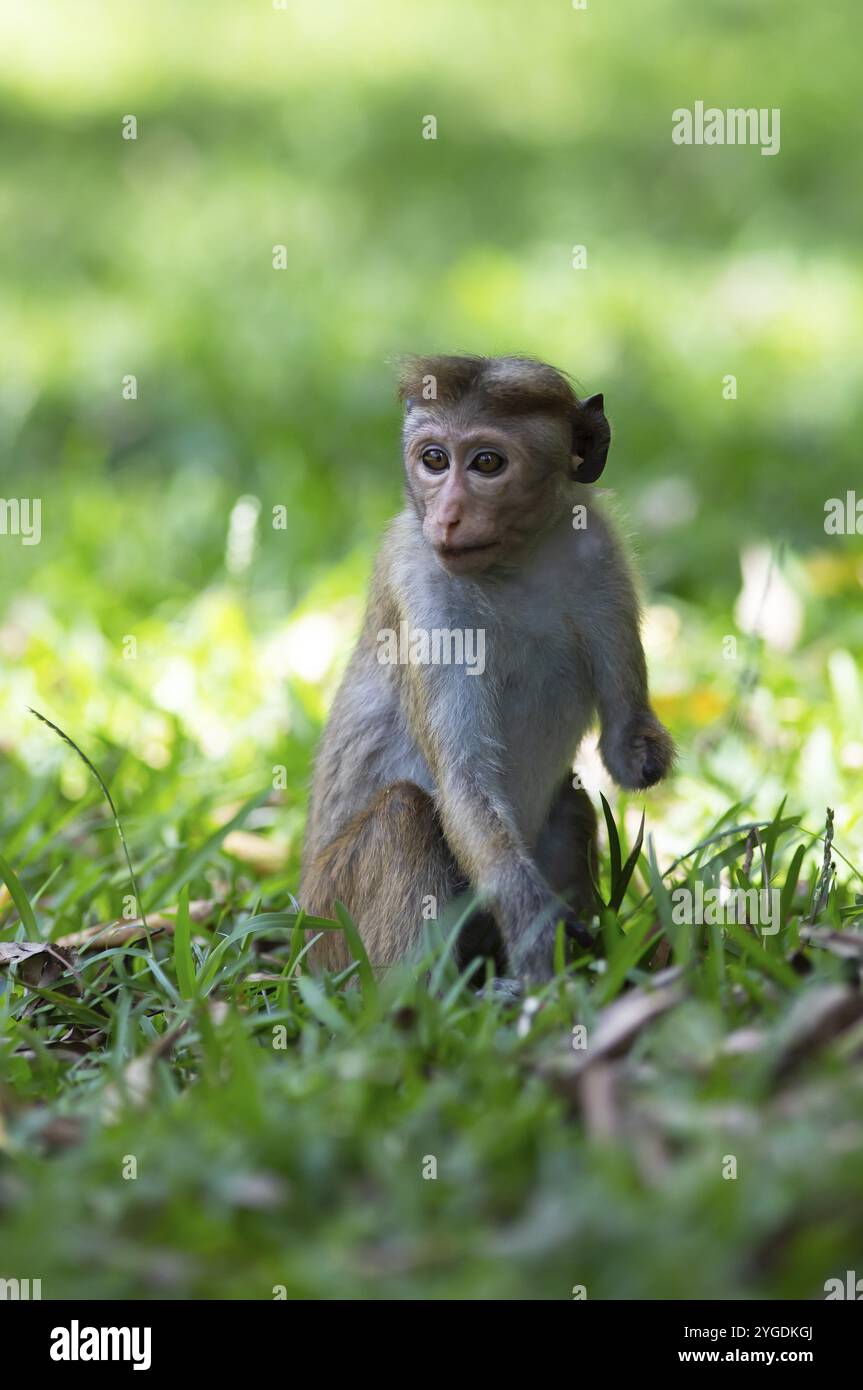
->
xmin=2 ymin=730 xmax=862 ymax=1299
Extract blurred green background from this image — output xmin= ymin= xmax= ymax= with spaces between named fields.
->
xmin=1 ymin=0 xmax=862 ymax=1300
xmin=0 ymin=0 xmax=861 ymax=807
xmin=1 ymin=0 xmax=861 ymax=852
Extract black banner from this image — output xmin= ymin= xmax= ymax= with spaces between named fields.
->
xmin=4 ymin=1298 xmax=859 ymax=1374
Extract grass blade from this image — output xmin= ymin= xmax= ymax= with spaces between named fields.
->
xmin=0 ymin=851 xmax=39 ymax=937
xmin=334 ymin=901 xmax=379 ymax=1008
xmin=173 ymin=885 xmax=196 ymax=1000
xmin=600 ymin=792 xmax=622 ymax=907
xmin=610 ymin=812 xmax=645 ymax=912
xmin=28 ymin=708 xmax=150 ymax=944
xmin=780 ymin=843 xmax=807 ymax=927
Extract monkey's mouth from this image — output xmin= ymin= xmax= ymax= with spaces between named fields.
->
xmin=437 ymin=541 xmax=498 ymax=559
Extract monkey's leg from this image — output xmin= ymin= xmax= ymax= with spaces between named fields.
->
xmin=301 ymin=781 xmax=461 ymax=973
xmin=462 ymin=784 xmax=600 ymax=985
xmin=533 ymin=781 xmax=600 ymax=949
xmin=536 ymin=782 xmax=599 ymax=904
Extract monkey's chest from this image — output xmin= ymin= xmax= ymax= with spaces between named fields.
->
xmin=492 ymin=622 xmax=594 ymax=835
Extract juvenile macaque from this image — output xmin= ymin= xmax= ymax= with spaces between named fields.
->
xmin=300 ymin=356 xmax=674 ymax=982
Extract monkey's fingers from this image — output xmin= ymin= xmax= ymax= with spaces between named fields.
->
xmin=605 ymin=713 xmax=676 ymax=790
xmin=478 ymin=976 xmax=523 ymax=1003
xmin=561 ymin=908 xmax=595 ymax=953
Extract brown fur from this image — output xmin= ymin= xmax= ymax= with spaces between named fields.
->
xmin=396 ymin=354 xmax=579 ymax=419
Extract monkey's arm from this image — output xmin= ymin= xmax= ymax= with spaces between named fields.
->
xmin=382 ymin=562 xmax=578 ymax=980
xmin=577 ymin=515 xmax=675 ymax=790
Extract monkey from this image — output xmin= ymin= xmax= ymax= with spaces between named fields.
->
xmin=299 ymin=355 xmax=674 ymax=984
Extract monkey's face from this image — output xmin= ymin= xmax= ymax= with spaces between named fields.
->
xmin=404 ymin=410 xmax=571 ymax=575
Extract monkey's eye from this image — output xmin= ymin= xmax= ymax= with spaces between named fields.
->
xmin=470 ymin=450 xmax=505 ymax=475
xmin=421 ymin=447 xmax=449 ymax=472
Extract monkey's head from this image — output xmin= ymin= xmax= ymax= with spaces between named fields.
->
xmin=397 ymin=354 xmax=610 ymax=575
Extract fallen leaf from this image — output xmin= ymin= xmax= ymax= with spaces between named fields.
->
xmin=773 ymin=984 xmax=863 ymax=1080
xmin=0 ymin=941 xmax=77 ymax=987
xmin=47 ymin=1026 xmax=105 ymax=1056
xmin=57 ymin=898 xmax=216 ymax=949
xmin=576 ymin=968 xmax=686 ymax=1069
xmin=0 ymin=942 xmax=50 ymax=967
xmin=799 ymin=926 xmax=863 ymax=961
xmin=58 ymin=922 xmax=169 ymax=950
xmin=719 ymin=1027 xmax=767 ymax=1057
xmin=577 ymin=1063 xmax=620 ymax=1140
xmin=538 ymin=968 xmax=686 ymax=1089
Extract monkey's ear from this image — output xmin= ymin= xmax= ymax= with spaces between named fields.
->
xmin=571 ymin=393 xmax=611 ymax=484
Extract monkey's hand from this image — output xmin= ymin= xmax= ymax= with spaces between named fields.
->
xmin=600 ymin=709 xmax=675 ymax=791
xmin=509 ymin=899 xmax=597 ymax=983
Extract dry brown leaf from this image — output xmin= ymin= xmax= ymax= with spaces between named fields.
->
xmin=57 ymin=898 xmax=216 ymax=950
xmin=0 ymin=941 xmax=50 ymax=967
xmin=577 ymin=1063 xmax=620 ymax=1140
xmin=774 ymin=984 xmax=863 ymax=1080
xmin=577 ymin=969 xmax=685 ymax=1069
xmin=59 ymin=922 xmax=169 ymax=950
xmin=798 ymin=926 xmax=863 ymax=961
xmin=719 ymin=1027 xmax=767 ymax=1057
xmin=48 ymin=1026 xmax=105 ymax=1055
xmin=0 ymin=941 xmax=77 ymax=987
xmin=539 ymin=968 xmax=686 ymax=1092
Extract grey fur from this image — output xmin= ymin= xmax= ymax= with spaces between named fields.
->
xmin=300 ymin=357 xmax=674 ymax=981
